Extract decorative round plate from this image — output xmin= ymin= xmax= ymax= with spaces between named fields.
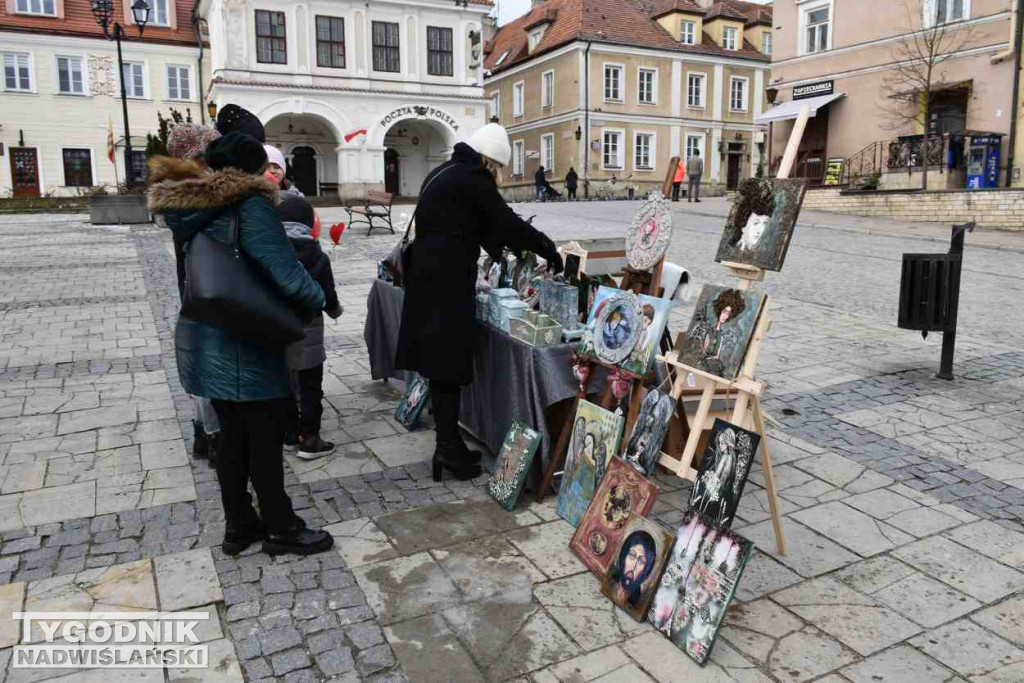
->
xmin=625 ymin=193 xmax=673 ymax=270
xmin=588 ymin=532 xmax=608 ymax=556
xmin=592 ymin=292 xmax=643 ymax=365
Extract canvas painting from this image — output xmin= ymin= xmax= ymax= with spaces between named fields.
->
xmin=601 ymin=514 xmax=675 ymax=622
xmin=648 ymin=510 xmax=754 ymax=666
xmin=625 ymin=193 xmax=673 ymax=270
xmin=689 ymin=419 xmax=760 ymax=528
xmin=570 ymin=457 xmax=659 ymax=578
xmin=394 ymin=376 xmax=430 ymax=430
xmin=620 ymin=295 xmax=672 ymax=377
xmin=578 ymin=286 xmax=643 ymax=367
xmin=677 ymin=285 xmax=765 ymax=381
xmin=556 ymin=400 xmax=625 ymax=527
xmin=487 ymin=420 xmax=542 ymax=512
xmin=622 ymin=389 xmax=677 ymax=476
xmin=715 ymin=178 xmax=807 ymax=272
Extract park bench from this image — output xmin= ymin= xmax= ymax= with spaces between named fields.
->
xmin=346 ymin=190 xmax=395 ymax=236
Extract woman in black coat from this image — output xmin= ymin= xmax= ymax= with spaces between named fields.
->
xmin=396 ymin=124 xmax=563 ymax=481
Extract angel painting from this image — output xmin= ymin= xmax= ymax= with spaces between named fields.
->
xmin=686 ymin=289 xmax=746 ymax=379
xmin=688 ymin=419 xmax=760 ymax=528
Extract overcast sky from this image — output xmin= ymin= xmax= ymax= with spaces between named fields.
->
xmin=497 ymin=0 xmax=772 ymax=26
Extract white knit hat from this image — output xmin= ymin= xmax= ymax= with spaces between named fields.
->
xmin=263 ymin=144 xmax=287 ymax=171
xmin=468 ymin=123 xmax=512 ymax=167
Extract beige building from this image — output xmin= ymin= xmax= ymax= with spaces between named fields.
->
xmin=484 ymin=0 xmax=772 ymax=200
xmin=764 ymin=0 xmax=1023 ymax=189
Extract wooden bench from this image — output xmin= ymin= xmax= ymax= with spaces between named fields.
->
xmin=346 ymin=190 xmax=395 ymax=236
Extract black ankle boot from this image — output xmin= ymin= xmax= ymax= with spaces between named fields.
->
xmin=222 ymin=519 xmax=265 ymax=556
xmin=433 ymin=441 xmax=482 ymax=482
xmin=262 ymin=522 xmax=334 ymax=557
xmin=206 ymin=432 xmax=220 ymax=467
xmin=192 ymin=421 xmax=209 ymax=459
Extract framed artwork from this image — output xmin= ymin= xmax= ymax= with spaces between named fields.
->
xmin=394 ymin=376 xmax=430 ymax=430
xmin=558 ymin=240 xmax=589 ymax=275
xmin=625 ymin=193 xmax=673 ymax=270
xmin=601 ymin=514 xmax=675 ymax=622
xmin=487 ymin=420 xmax=542 ymax=511
xmin=689 ymin=419 xmax=760 ymax=528
xmin=714 ymin=178 xmax=807 ymax=272
xmin=570 ymin=457 xmax=659 ymax=578
xmin=578 ymin=286 xmax=643 ymax=367
xmin=677 ymin=285 xmax=765 ymax=381
xmin=619 ymin=294 xmax=672 ymax=377
xmin=556 ymin=400 xmax=624 ymax=527
xmin=540 ymin=280 xmax=581 ymax=332
xmin=648 ymin=511 xmax=753 ymax=666
xmin=622 ymin=389 xmax=677 ymax=476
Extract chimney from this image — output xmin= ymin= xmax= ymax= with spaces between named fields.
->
xmin=532 ymin=0 xmax=547 ymax=7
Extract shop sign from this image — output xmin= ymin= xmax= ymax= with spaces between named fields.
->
xmin=823 ymin=157 xmax=845 ymax=186
xmin=379 ymin=105 xmax=460 ymax=132
xmin=793 ymin=80 xmax=833 ymax=100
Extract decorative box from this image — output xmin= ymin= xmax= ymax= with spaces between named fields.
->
xmin=488 ymin=288 xmax=520 ymax=328
xmin=510 ymin=313 xmax=563 ymax=347
xmin=494 ymin=299 xmax=529 ymax=333
xmin=476 ymin=292 xmax=490 ymax=321
xmin=539 ymin=281 xmax=581 ymax=332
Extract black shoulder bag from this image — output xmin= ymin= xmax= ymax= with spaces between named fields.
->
xmin=384 ymin=163 xmax=456 ymax=288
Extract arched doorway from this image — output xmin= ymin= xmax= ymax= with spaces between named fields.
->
xmin=384 ymin=149 xmax=399 ymax=195
xmin=381 ymin=119 xmax=453 ymax=197
xmin=290 ymin=146 xmax=318 ymax=196
xmin=264 ymin=114 xmax=338 ymax=197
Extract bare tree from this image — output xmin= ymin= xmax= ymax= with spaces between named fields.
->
xmin=880 ymin=0 xmax=976 ymax=190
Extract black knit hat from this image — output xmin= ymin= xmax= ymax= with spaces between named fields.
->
xmin=279 ymin=195 xmax=315 ymax=228
xmin=216 ymin=104 xmax=266 ymax=143
xmin=204 ymin=132 xmax=268 ymax=174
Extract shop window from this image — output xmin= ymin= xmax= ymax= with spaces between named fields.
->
xmin=62 ymin=149 xmax=92 ymax=187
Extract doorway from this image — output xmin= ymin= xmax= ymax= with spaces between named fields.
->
xmin=726 ymin=155 xmax=741 ymax=190
xmin=289 ymin=147 xmax=317 ymax=196
xmin=384 ymin=148 xmax=399 ymax=195
xmin=10 ymin=147 xmax=40 ymax=198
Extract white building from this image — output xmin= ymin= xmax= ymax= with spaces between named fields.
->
xmin=199 ymin=0 xmax=492 ymax=199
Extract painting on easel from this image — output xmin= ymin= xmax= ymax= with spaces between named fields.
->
xmin=677 ymin=285 xmax=765 ymax=381
xmin=689 ymin=418 xmax=759 ymax=528
xmin=714 ymin=178 xmax=807 ymax=272
xmin=556 ymin=400 xmax=625 ymax=526
xmin=579 ymin=286 xmax=670 ymax=376
xmin=622 ymin=388 xmax=677 ymax=476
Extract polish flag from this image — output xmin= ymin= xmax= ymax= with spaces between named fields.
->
xmin=344 ymin=128 xmax=368 ymax=144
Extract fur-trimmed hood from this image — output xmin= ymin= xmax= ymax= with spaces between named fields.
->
xmin=147 ymin=156 xmax=277 ymax=213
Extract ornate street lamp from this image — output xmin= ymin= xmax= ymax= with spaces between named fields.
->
xmin=207 ymin=101 xmax=218 ymax=121
xmin=92 ymin=0 xmax=150 ymax=186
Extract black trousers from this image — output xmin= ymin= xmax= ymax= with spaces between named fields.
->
xmin=211 ymin=399 xmax=297 ymax=533
xmin=285 ymin=364 xmax=324 ymax=436
xmin=671 ymin=181 xmax=682 ymax=201
xmin=567 ymin=187 xmax=577 ymax=200
xmin=429 ymin=380 xmax=462 ymax=448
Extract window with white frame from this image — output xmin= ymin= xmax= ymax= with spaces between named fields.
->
xmin=3 ymin=52 xmax=32 ymax=92
xmin=122 ymin=62 xmax=145 ymax=98
xmin=680 ymin=20 xmax=695 ymax=45
xmin=166 ymin=65 xmax=190 ymax=100
xmin=512 ymin=140 xmax=525 ymax=176
xmin=528 ymin=28 xmax=545 ymax=51
xmin=638 ymin=68 xmax=656 ymax=104
xmin=604 ymin=64 xmax=623 ymax=102
xmin=541 ymin=133 xmax=554 ymax=172
xmin=685 ymin=133 xmax=704 ymax=164
xmin=729 ymin=77 xmax=748 ymax=112
xmin=932 ymin=0 xmax=968 ymax=25
xmin=602 ymin=130 xmax=623 ymax=169
xmin=762 ymin=32 xmax=772 ymax=55
xmin=687 ymin=72 xmax=706 ymax=108
xmin=148 ymin=0 xmax=169 ymax=27
xmin=513 ymin=81 xmax=524 ymax=117
xmin=723 ymin=26 xmax=738 ymax=50
xmin=634 ymin=132 xmax=654 ymax=170
xmin=56 ymin=56 xmax=84 ymax=95
xmin=803 ymin=4 xmax=830 ymax=54
xmin=15 ymin=0 xmax=55 ymax=16
xmin=488 ymin=91 xmax=500 ymax=122
xmin=541 ymin=70 xmax=554 ymax=108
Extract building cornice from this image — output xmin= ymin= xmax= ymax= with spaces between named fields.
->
xmin=211 ymin=77 xmax=487 ymax=102
xmin=0 ymin=27 xmax=205 ymax=51
xmin=503 ymin=108 xmax=765 ymax=134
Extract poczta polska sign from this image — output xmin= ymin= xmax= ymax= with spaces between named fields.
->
xmin=379 ymin=106 xmax=460 ymax=132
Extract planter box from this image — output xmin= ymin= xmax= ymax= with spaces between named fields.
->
xmin=90 ymin=195 xmax=151 ymax=225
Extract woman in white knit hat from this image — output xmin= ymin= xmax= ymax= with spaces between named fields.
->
xmin=395 ymin=123 xmax=564 ymax=482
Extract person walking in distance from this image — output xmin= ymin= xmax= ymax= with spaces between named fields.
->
xmin=687 ymin=149 xmax=704 ymax=203
xmin=535 ymin=165 xmax=547 ymax=201
xmin=671 ymin=158 xmax=685 ymax=202
xmin=566 ymin=167 xmax=579 ymax=200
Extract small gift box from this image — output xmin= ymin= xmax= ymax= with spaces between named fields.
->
xmin=510 ymin=313 xmax=563 ymax=347
xmin=493 ymin=298 xmax=529 ymax=333
xmin=489 ymin=288 xmax=520 ymax=328
xmin=539 ymin=281 xmax=581 ymax=333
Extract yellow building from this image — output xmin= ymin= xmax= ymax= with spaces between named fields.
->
xmin=484 ymin=0 xmax=772 ymax=200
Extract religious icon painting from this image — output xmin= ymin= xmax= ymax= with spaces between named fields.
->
xmin=601 ymin=514 xmax=675 ymax=622
xmin=619 ymin=295 xmax=672 ymax=377
xmin=625 ymin=192 xmax=674 ymax=270
xmin=622 ymin=388 xmax=677 ymax=476
xmin=556 ymin=400 xmax=625 ymax=527
xmin=578 ymin=286 xmax=643 ymax=367
xmin=394 ymin=376 xmax=430 ymax=431
xmin=689 ymin=419 xmax=760 ymax=528
xmin=648 ymin=510 xmax=754 ymax=666
xmin=715 ymin=178 xmax=807 ymax=272
xmin=677 ymin=285 xmax=765 ymax=381
xmin=570 ymin=457 xmax=659 ymax=578
xmin=487 ymin=420 xmax=542 ymax=512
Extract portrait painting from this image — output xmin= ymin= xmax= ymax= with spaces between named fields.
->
xmin=620 ymin=295 xmax=672 ymax=377
xmin=394 ymin=376 xmax=430 ymax=430
xmin=677 ymin=285 xmax=765 ymax=381
xmin=570 ymin=457 xmax=659 ymax=578
xmin=601 ymin=514 xmax=675 ymax=622
xmin=487 ymin=420 xmax=542 ymax=512
xmin=578 ymin=286 xmax=643 ymax=367
xmin=715 ymin=178 xmax=807 ymax=272
xmin=689 ymin=419 xmax=760 ymax=528
xmin=622 ymin=388 xmax=677 ymax=476
xmin=625 ymin=193 xmax=674 ymax=271
xmin=556 ymin=400 xmax=625 ymax=527
xmin=648 ymin=510 xmax=753 ymax=666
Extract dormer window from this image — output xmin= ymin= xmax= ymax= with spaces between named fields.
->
xmin=528 ymin=26 xmax=546 ymax=52
xmin=723 ymin=26 xmax=738 ymax=50
xmin=680 ymin=20 xmax=696 ymax=45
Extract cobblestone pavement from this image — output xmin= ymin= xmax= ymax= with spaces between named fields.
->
xmin=0 ymin=205 xmax=1021 ymax=683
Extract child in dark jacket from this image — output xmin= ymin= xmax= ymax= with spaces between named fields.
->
xmin=278 ymin=195 xmax=343 ymax=458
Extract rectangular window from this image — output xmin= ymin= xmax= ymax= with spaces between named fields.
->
xmin=149 ymin=0 xmax=169 ymax=27
xmin=602 ymin=130 xmax=623 ymax=169
xmin=603 ymin=64 xmax=622 ymax=101
xmin=513 ymin=81 xmax=524 ymax=117
xmin=638 ymin=68 xmax=656 ymax=104
xmin=255 ymin=10 xmax=287 ymax=64
xmin=122 ymin=62 xmax=145 ymax=98
xmin=427 ymin=26 xmax=453 ymax=76
xmin=372 ymin=21 xmax=400 ymax=73
xmin=3 ymin=53 xmax=32 ymax=92
xmin=687 ymin=72 xmax=705 ymax=108
xmin=541 ymin=133 xmax=554 ymax=173
xmin=635 ymin=133 xmax=654 ymax=170
xmin=762 ymin=32 xmax=773 ymax=55
xmin=56 ymin=56 xmax=84 ymax=95
xmin=62 ymin=148 xmax=92 ymax=187
xmin=680 ymin=20 xmax=695 ymax=45
xmin=723 ymin=26 xmax=738 ymax=50
xmin=730 ymin=77 xmax=748 ymax=112
xmin=316 ymin=16 xmax=345 ymax=68
xmin=541 ymin=70 xmax=554 ymax=108
xmin=166 ymin=65 xmax=190 ymax=100
xmin=15 ymin=0 xmax=55 ymax=15
xmin=805 ymin=6 xmax=830 ymax=54
xmin=130 ymin=150 xmax=147 ymax=183
xmin=686 ymin=133 xmax=704 ymax=166
xmin=488 ymin=91 xmax=500 ymax=122
xmin=512 ymin=140 xmax=524 ymax=176
xmin=935 ymin=0 xmax=967 ymax=24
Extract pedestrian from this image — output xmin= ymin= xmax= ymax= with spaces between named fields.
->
xmin=535 ymin=164 xmax=547 ymax=201
xmin=148 ymin=129 xmax=334 ymax=557
xmin=566 ymin=167 xmax=578 ymax=200
xmin=278 ymin=194 xmax=344 ymax=459
xmin=687 ymin=149 xmax=704 ymax=203
xmin=395 ymin=123 xmax=564 ymax=481
xmin=672 ymin=157 xmax=685 ymax=202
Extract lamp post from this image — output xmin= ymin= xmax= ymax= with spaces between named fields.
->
xmin=92 ymin=0 xmax=151 ymax=187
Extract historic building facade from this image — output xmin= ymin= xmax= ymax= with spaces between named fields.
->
xmin=199 ymin=0 xmax=491 ymax=199
xmin=484 ymin=0 xmax=771 ymax=200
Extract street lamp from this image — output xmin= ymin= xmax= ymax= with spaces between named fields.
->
xmin=92 ymin=0 xmax=150 ymax=187
xmin=207 ymin=101 xmax=218 ymax=121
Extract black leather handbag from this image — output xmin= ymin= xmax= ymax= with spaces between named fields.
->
xmin=182 ymin=207 xmax=305 ymax=347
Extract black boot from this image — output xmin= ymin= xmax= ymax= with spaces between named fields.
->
xmin=222 ymin=517 xmax=265 ymax=556
xmin=206 ymin=432 xmax=220 ymax=467
xmin=430 ymin=384 xmax=481 ymax=482
xmin=262 ymin=518 xmax=334 ymax=557
xmin=192 ymin=421 xmax=209 ymax=459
